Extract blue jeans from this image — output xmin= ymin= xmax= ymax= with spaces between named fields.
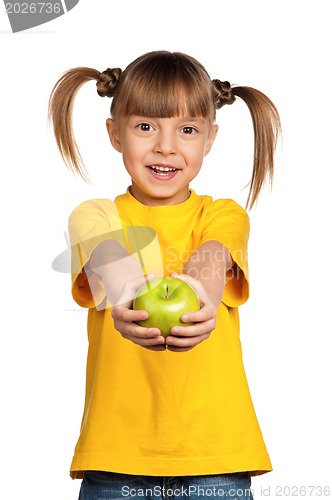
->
xmin=78 ymin=471 xmax=253 ymax=500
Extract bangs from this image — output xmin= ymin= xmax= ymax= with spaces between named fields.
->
xmin=122 ymin=78 xmax=213 ymax=119
xmin=111 ymin=51 xmax=215 ymax=121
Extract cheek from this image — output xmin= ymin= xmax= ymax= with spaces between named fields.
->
xmin=122 ymin=139 xmax=147 ymax=160
xmin=185 ymin=142 xmax=207 ymax=163
xmin=121 ymin=144 xmax=147 ymax=174
xmin=121 ymin=143 xmax=137 ymax=164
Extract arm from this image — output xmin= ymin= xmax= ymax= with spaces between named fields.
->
xmin=87 ymin=240 xmax=166 ymax=351
xmin=105 ymin=239 xmax=233 ymax=353
xmin=87 ymin=239 xmax=143 ymax=306
xmin=165 ymin=240 xmax=233 ymax=352
xmin=68 ymin=199 xmax=165 ymax=350
xmin=185 ymin=240 xmax=233 ymax=308
xmin=87 ymin=239 xmax=233 ymax=353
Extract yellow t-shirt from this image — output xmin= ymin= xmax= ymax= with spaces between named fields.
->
xmin=68 ymin=188 xmax=272 ymax=478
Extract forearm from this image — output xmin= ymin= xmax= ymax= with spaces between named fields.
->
xmin=86 ymin=239 xmax=144 ymax=306
xmin=184 ymin=240 xmax=233 ymax=308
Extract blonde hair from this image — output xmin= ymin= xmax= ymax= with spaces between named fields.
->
xmin=48 ymin=50 xmax=281 ymax=209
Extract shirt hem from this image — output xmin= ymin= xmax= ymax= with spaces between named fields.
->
xmin=70 ymin=454 xmax=272 ymax=479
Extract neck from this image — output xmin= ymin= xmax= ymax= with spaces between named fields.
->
xmin=129 ymin=185 xmax=191 ymax=206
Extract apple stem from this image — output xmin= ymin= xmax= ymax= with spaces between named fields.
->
xmin=165 ymin=284 xmax=169 ymax=299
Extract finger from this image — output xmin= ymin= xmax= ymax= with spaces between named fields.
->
xmin=170 ymin=318 xmax=216 ymax=338
xmin=113 ymin=313 xmax=165 ymax=343
xmin=166 ymin=332 xmax=210 ymax=350
xmin=114 ymin=319 xmax=162 ymax=341
xmin=144 ymin=344 xmax=167 ymax=352
xmin=116 ymin=323 xmax=166 ymax=348
xmin=121 ymin=331 xmax=166 ymax=348
xmin=179 ymin=303 xmax=216 ymax=324
xmin=170 ymin=273 xmax=209 ymax=303
xmin=124 ymin=333 xmax=166 ymax=347
xmin=111 ymin=304 xmax=149 ymax=323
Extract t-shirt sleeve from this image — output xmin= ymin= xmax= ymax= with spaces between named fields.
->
xmin=68 ymin=199 xmax=124 ymax=308
xmin=200 ymin=199 xmax=250 ymax=307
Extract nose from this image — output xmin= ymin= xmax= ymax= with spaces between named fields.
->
xmin=153 ymin=130 xmax=176 ymax=156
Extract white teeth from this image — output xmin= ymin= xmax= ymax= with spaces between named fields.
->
xmin=149 ymin=165 xmax=177 ymax=172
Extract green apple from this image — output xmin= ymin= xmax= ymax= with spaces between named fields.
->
xmin=133 ymin=276 xmax=200 ymax=337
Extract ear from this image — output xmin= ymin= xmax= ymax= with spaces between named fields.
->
xmin=106 ymin=118 xmax=122 ymax=153
xmin=204 ymin=124 xmax=219 ymax=156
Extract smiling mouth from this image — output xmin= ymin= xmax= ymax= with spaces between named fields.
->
xmin=147 ymin=165 xmax=179 ymax=179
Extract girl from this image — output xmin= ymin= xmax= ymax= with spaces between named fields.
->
xmin=49 ymin=51 xmax=281 ymax=500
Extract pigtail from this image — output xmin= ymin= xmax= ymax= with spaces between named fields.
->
xmin=233 ymin=86 xmax=281 ymax=210
xmin=212 ymin=80 xmax=281 ymax=210
xmin=48 ymin=66 xmax=122 ymax=179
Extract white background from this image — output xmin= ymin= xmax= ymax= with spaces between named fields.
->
xmin=1 ymin=1 xmax=331 ymax=499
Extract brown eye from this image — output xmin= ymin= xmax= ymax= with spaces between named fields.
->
xmin=138 ymin=123 xmax=152 ymax=132
xmin=182 ymin=127 xmax=197 ymax=134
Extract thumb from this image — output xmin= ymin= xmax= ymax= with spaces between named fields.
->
xmin=170 ymin=273 xmax=208 ymax=304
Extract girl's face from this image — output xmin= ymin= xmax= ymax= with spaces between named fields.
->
xmin=107 ymin=114 xmax=218 ymax=206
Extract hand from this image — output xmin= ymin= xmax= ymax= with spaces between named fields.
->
xmin=165 ymin=273 xmax=218 ymax=353
xmin=111 ymin=274 xmax=166 ymax=351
